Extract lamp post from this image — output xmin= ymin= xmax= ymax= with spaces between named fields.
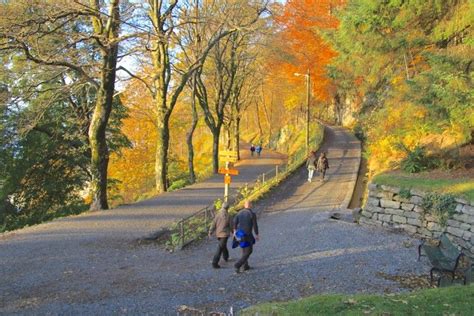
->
xmin=294 ymin=69 xmax=310 ymax=154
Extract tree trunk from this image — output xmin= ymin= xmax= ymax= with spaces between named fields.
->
xmin=212 ymin=127 xmax=221 ymax=173
xmin=186 ymin=76 xmax=198 ymax=184
xmin=88 ymin=1 xmax=120 ymax=211
xmin=88 ymin=94 xmax=110 ymax=211
xmin=225 ymin=123 xmax=231 ymax=149
xmin=255 ymin=101 xmax=263 ymax=141
xmin=233 ymin=115 xmax=241 ymax=160
xmin=155 ymin=109 xmax=170 ymax=193
xmin=261 ymin=85 xmax=272 ymax=141
xmin=334 ymin=92 xmax=344 ymax=125
xmin=88 ymin=67 xmax=117 ymax=210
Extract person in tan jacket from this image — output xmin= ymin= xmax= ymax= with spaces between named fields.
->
xmin=208 ymin=202 xmax=232 ymax=268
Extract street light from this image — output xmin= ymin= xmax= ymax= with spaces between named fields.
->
xmin=294 ymin=69 xmax=311 ymax=154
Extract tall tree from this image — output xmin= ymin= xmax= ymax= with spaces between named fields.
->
xmin=274 ymin=0 xmax=344 ymax=103
xmin=195 ymin=34 xmax=237 ymax=173
xmin=87 ymin=0 xmax=122 ymax=210
xmin=195 ymin=1 xmax=267 ymax=173
xmin=123 ymin=0 xmax=267 ymax=191
xmin=0 ymin=0 xmax=128 ymax=210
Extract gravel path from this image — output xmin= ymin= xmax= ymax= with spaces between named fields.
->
xmin=0 ymin=126 xmax=431 ymax=315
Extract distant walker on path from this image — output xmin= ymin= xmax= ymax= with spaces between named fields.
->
xmin=256 ymin=145 xmax=262 ymax=157
xmin=306 ymin=151 xmax=317 ymax=182
xmin=233 ymin=200 xmax=259 ymax=273
xmin=317 ymin=152 xmax=329 ymax=181
xmin=208 ymin=202 xmax=232 ymax=269
xmin=250 ymin=144 xmax=256 ymax=156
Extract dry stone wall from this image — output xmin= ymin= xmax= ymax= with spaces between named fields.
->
xmin=361 ymin=183 xmax=474 ymax=257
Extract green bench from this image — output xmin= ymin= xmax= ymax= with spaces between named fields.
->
xmin=418 ymin=233 xmax=472 ymax=286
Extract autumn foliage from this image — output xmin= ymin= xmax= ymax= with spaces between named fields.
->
xmin=271 ymin=0 xmax=344 ymax=101
xmin=2 ymin=0 xmax=472 ymax=232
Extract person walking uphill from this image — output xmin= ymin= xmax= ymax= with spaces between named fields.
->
xmin=208 ymin=202 xmax=232 ymax=269
xmin=250 ymin=144 xmax=256 ymax=157
xmin=233 ymin=200 xmax=259 ymax=273
xmin=317 ymin=152 xmax=329 ymax=181
xmin=256 ymin=145 xmax=262 ymax=157
xmin=306 ymin=151 xmax=317 ymax=182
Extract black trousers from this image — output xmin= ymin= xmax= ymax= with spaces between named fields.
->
xmin=320 ymin=168 xmax=327 ymax=180
xmin=235 ymin=245 xmax=253 ymax=270
xmin=212 ymin=237 xmax=229 ymax=265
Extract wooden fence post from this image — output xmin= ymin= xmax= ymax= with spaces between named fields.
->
xmin=179 ymin=221 xmax=184 ymax=249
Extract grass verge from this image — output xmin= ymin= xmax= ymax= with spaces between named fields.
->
xmin=242 ymin=285 xmax=474 ymax=316
xmin=373 ymin=172 xmax=474 ymax=202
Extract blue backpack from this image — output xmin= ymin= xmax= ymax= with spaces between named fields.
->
xmin=234 ymin=229 xmax=253 ymax=248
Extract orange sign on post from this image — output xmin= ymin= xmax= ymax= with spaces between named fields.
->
xmin=224 ymin=175 xmax=232 ymax=184
xmin=218 ymin=168 xmax=239 ymax=176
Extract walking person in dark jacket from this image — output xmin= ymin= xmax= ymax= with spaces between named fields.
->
xmin=317 ymin=152 xmax=329 ymax=181
xmin=208 ymin=202 xmax=232 ymax=269
xmin=250 ymin=144 xmax=256 ymax=157
xmin=233 ymin=200 xmax=259 ymax=273
xmin=306 ymin=151 xmax=317 ymax=182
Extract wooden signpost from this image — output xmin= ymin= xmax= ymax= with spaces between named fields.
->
xmin=219 ymin=150 xmax=238 ymax=163
xmin=218 ymin=168 xmax=239 ymax=176
xmin=218 ymin=150 xmax=239 ymax=201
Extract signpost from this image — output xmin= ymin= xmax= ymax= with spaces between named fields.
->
xmin=218 ymin=168 xmax=239 ymax=176
xmin=219 ymin=150 xmax=238 ymax=163
xmin=218 ymin=150 xmax=239 ymax=201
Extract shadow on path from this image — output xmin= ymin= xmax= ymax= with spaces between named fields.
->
xmin=0 ymin=126 xmax=430 ymax=316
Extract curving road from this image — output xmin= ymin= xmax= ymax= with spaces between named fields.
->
xmin=0 ymin=126 xmax=430 ymax=315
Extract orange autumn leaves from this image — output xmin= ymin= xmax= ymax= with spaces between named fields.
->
xmin=107 ymin=0 xmax=347 ymax=204
xmin=271 ymin=0 xmax=345 ymax=101
xmin=107 ymin=81 xmax=157 ymax=204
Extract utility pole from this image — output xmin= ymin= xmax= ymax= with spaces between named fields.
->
xmin=294 ymin=69 xmax=311 ymax=154
xmin=305 ymin=68 xmax=310 ymax=154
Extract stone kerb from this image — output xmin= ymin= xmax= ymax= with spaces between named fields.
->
xmin=361 ymin=183 xmax=474 ymax=257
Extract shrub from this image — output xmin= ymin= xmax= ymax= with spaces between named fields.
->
xmin=238 ymin=184 xmax=252 ymax=200
xmin=213 ymin=198 xmax=223 ymax=210
xmin=353 ymin=124 xmax=366 ymax=141
xmin=400 ymin=146 xmax=432 ymax=173
xmin=421 ymin=193 xmax=457 ymax=226
xmin=168 ymin=179 xmax=190 ymax=191
xmin=399 ymin=187 xmax=412 ymax=199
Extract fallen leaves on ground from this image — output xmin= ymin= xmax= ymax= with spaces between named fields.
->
xmin=344 ymin=298 xmax=357 ymax=305
xmin=377 ymin=272 xmax=432 ymax=290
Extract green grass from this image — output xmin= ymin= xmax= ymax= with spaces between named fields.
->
xmin=242 ymin=285 xmax=474 ymax=316
xmin=1 ymin=203 xmax=88 ymax=233
xmin=373 ymin=172 xmax=474 ymax=202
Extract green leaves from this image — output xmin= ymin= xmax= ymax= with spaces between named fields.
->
xmin=329 ymin=0 xmax=473 ymax=175
xmin=399 ymin=146 xmax=431 ymax=173
xmin=421 ymin=192 xmax=457 ymax=226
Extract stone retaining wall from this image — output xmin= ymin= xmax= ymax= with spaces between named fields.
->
xmin=361 ymin=183 xmax=474 ymax=257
